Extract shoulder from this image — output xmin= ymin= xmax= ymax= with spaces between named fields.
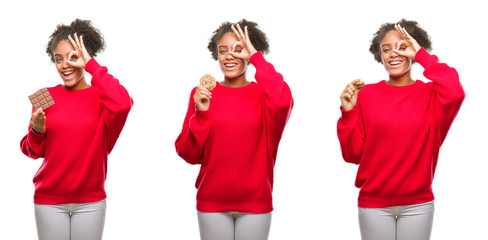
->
xmin=358 ymin=80 xmax=384 ymax=96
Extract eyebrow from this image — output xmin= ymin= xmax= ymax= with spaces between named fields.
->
xmin=381 ymin=44 xmax=392 ymax=48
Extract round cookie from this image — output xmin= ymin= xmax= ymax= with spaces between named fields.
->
xmin=200 ymin=74 xmax=216 ymax=90
xmin=355 ymin=82 xmax=365 ymax=90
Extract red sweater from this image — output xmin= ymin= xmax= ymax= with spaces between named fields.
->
xmin=337 ymin=48 xmax=465 ymax=208
xmin=20 ymin=59 xmax=133 ymax=204
xmin=175 ymin=52 xmax=293 ymax=213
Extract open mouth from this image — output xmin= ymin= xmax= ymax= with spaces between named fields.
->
xmin=224 ymin=63 xmax=237 ymax=70
xmin=389 ymin=60 xmax=402 ymax=67
xmin=62 ymin=71 xmax=74 ymax=79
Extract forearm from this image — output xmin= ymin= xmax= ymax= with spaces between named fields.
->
xmin=250 ymin=52 xmax=293 ymax=110
xmin=337 ymin=107 xmax=364 ymax=164
xmin=20 ymin=128 xmax=46 ymax=159
xmin=86 ymin=59 xmax=133 ymax=114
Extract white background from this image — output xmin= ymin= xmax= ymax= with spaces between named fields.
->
xmin=1 ymin=0 xmax=486 ymax=239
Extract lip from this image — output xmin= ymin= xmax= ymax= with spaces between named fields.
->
xmin=223 ymin=62 xmax=238 ymax=71
xmin=61 ymin=70 xmax=75 ymax=80
xmin=388 ymin=59 xmax=403 ymax=68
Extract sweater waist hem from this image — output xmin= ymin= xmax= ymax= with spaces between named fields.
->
xmin=197 ymin=199 xmax=273 ymax=214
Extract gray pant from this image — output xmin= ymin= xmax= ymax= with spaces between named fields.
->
xmin=34 ymin=199 xmax=106 ymax=240
xmin=358 ymin=201 xmax=434 ymax=240
xmin=197 ymin=211 xmax=272 ymax=240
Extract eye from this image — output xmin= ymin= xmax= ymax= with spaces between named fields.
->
xmin=219 ymin=50 xmax=227 ymax=54
xmin=234 ymin=49 xmax=241 ymax=53
xmin=70 ymin=55 xmax=78 ymax=61
xmin=383 ymin=48 xmax=390 ymax=53
xmin=55 ymin=58 xmax=63 ymax=63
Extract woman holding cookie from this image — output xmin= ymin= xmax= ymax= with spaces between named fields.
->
xmin=175 ymin=19 xmax=293 ymax=240
xmin=20 ymin=19 xmax=132 ymax=240
xmin=337 ymin=19 xmax=464 ymax=240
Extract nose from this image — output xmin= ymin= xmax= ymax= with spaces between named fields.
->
xmin=225 ymin=51 xmax=234 ymax=60
xmin=390 ymin=49 xmax=399 ymax=58
xmin=61 ymin=58 xmax=69 ymax=68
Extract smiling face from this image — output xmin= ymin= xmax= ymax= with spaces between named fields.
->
xmin=217 ymin=32 xmax=248 ymax=82
xmin=54 ymin=40 xmax=88 ymax=90
xmin=380 ymin=30 xmax=412 ymax=78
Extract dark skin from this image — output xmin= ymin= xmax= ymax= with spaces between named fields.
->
xmin=340 ymin=25 xmax=422 ymax=111
xmin=30 ymin=33 xmax=92 ymax=133
xmin=194 ymin=24 xmax=258 ymax=111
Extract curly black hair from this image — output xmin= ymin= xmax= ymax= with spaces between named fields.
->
xmin=46 ymin=19 xmax=105 ymax=63
xmin=208 ymin=19 xmax=269 ymax=61
xmin=369 ymin=19 xmax=431 ymax=63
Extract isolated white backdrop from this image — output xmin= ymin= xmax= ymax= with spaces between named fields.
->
xmin=1 ymin=0 xmax=486 ymax=239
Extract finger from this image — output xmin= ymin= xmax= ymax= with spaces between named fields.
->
xmin=231 ymin=25 xmax=243 ymax=41
xmin=236 ymin=23 xmax=246 ymax=40
xmin=231 ymin=41 xmax=242 ymax=53
xmin=395 ymin=24 xmax=405 ymax=37
xmin=74 ymin=32 xmax=82 ymax=48
xmin=229 ymin=50 xmax=244 ymax=59
xmin=401 ymin=27 xmax=415 ymax=41
xmin=341 ymin=92 xmax=352 ymax=101
xmin=392 ymin=48 xmax=407 ymax=57
xmin=244 ymin=26 xmax=250 ymax=40
xmin=68 ymin=33 xmax=79 ymax=51
xmin=66 ymin=51 xmax=80 ymax=65
xmin=79 ymin=35 xmax=87 ymax=52
xmin=397 ymin=25 xmax=412 ymax=41
xmin=68 ymin=34 xmax=79 ymax=50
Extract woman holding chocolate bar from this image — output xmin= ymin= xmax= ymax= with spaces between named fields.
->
xmin=337 ymin=19 xmax=464 ymax=240
xmin=20 ymin=19 xmax=133 ymax=240
xmin=175 ymin=19 xmax=293 ymax=240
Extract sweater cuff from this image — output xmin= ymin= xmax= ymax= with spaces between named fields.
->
xmin=414 ymin=48 xmax=433 ymax=67
xmin=340 ymin=106 xmax=359 ymax=125
xmin=249 ymin=51 xmax=265 ymax=66
xmin=29 ymin=128 xmax=46 ymax=141
xmin=85 ymin=58 xmax=101 ymax=75
xmin=194 ymin=107 xmax=210 ymax=121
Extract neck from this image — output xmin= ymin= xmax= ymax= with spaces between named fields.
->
xmin=221 ymin=74 xmax=250 ymax=88
xmin=63 ymin=76 xmax=90 ymax=90
xmin=386 ymin=71 xmax=415 ymax=86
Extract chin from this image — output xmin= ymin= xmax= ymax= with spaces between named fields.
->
xmin=224 ymin=71 xmax=245 ymax=80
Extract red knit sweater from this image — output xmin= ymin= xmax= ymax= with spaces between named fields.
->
xmin=20 ymin=59 xmax=133 ymax=204
xmin=337 ymin=48 xmax=465 ymax=208
xmin=175 ymin=52 xmax=293 ymax=213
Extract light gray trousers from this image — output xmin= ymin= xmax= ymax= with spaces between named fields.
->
xmin=34 ymin=199 xmax=106 ymax=240
xmin=358 ymin=201 xmax=434 ymax=240
xmin=197 ymin=211 xmax=272 ymax=240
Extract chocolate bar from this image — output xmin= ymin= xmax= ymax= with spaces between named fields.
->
xmin=29 ymin=88 xmax=55 ymax=109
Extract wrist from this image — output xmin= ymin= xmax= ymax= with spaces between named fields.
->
xmin=31 ymin=126 xmax=45 ymax=134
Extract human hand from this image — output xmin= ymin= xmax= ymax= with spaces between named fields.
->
xmin=229 ymin=24 xmax=257 ymax=61
xmin=30 ymin=108 xmax=46 ymax=134
xmin=66 ymin=33 xmax=92 ymax=69
xmin=340 ymin=79 xmax=364 ymax=111
xmin=193 ymin=85 xmax=212 ymax=111
xmin=392 ymin=24 xmax=421 ymax=60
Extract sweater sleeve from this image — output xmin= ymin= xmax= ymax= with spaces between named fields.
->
xmin=250 ymin=52 xmax=293 ymax=154
xmin=20 ymin=109 xmax=46 ymax=160
xmin=415 ymin=48 xmax=465 ymax=143
xmin=175 ymin=88 xmax=211 ymax=165
xmin=337 ymin=103 xmax=365 ymax=165
xmin=85 ymin=59 xmax=133 ymax=153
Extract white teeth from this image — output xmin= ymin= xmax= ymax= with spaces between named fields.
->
xmin=390 ymin=61 xmax=401 ymax=65
xmin=225 ymin=64 xmax=236 ymax=67
xmin=63 ymin=72 xmax=73 ymax=76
